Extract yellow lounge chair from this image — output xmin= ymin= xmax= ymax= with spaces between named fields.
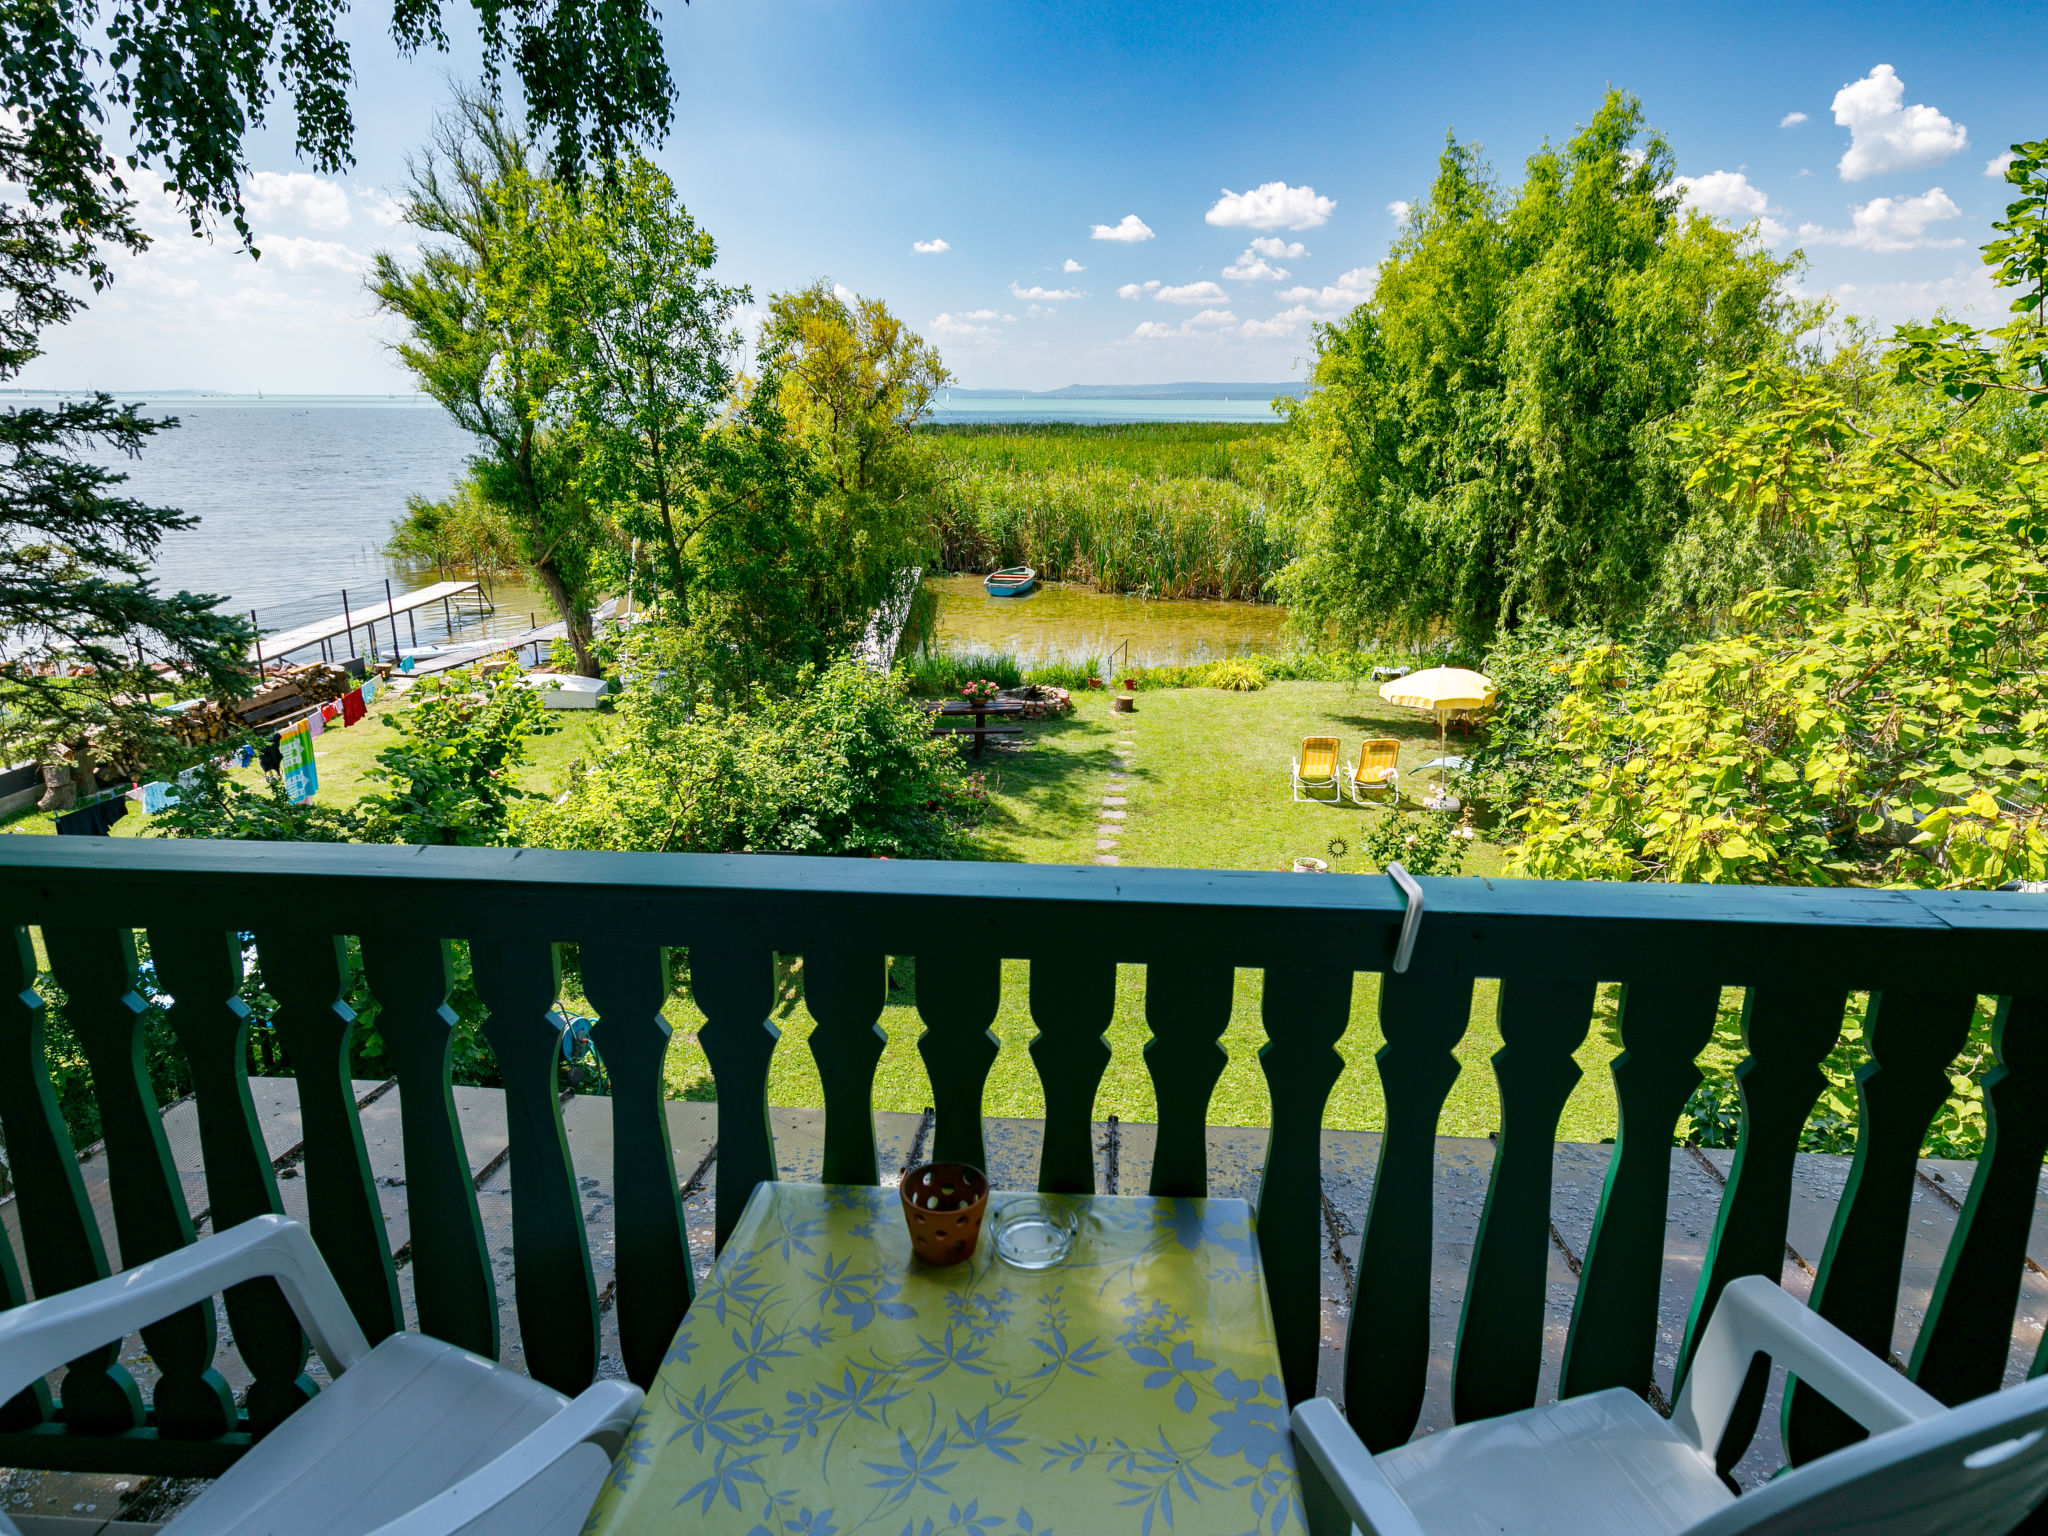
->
xmin=1346 ymin=739 xmax=1401 ymax=804
xmin=1292 ymin=736 xmax=1342 ymax=805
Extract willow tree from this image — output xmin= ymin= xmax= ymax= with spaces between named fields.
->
xmin=371 ymin=95 xmax=613 ymax=674
xmin=1272 ymin=91 xmax=1801 ymax=646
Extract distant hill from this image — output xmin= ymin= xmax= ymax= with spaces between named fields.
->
xmin=943 ymin=382 xmax=1307 ymax=401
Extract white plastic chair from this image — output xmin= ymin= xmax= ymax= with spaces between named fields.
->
xmin=1293 ymin=1275 xmax=2048 ymax=1536
xmin=0 ymin=1216 xmax=643 ymax=1536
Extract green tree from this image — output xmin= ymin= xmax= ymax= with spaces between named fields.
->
xmin=750 ymin=281 xmax=949 ymax=659
xmin=371 ymin=93 xmax=617 ymax=675
xmin=1272 ymin=91 xmax=1801 ymax=646
xmin=548 ymin=157 xmax=801 ymax=629
xmin=1509 ymin=144 xmax=2048 ymax=889
xmin=1 ymin=0 xmax=673 ymax=255
xmin=0 ymin=118 xmax=251 ymax=763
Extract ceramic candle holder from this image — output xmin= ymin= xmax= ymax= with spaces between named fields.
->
xmin=899 ymin=1161 xmax=990 ymax=1265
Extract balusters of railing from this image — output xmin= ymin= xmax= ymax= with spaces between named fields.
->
xmin=691 ymin=945 xmax=779 ymax=1253
xmin=149 ymin=924 xmax=314 ymax=1434
xmin=41 ymin=926 xmax=235 ymax=1438
xmin=583 ymin=943 xmax=691 ymax=1388
xmin=1678 ymin=985 xmax=1846 ymax=1474
xmin=1255 ymin=961 xmax=1352 ymax=1405
xmin=471 ymin=940 xmax=596 ymax=1396
xmin=1786 ymin=990 xmax=1977 ymax=1463
xmin=1452 ymin=976 xmax=1598 ymax=1423
xmin=1912 ymin=994 xmax=2048 ymax=1406
xmin=257 ymin=931 xmax=401 ymax=1344
xmin=803 ymin=946 xmax=890 ymax=1185
xmin=914 ymin=949 xmax=1001 ymax=1173
xmin=1560 ymin=982 xmax=1720 ymax=1402
xmin=1345 ymin=964 xmax=1475 ymax=1451
xmin=358 ymin=935 xmax=496 ymax=1357
xmin=1029 ymin=956 xmax=1114 ymax=1194
xmin=1141 ymin=960 xmax=1233 ymax=1197
xmin=0 ymin=930 xmax=132 ymax=1434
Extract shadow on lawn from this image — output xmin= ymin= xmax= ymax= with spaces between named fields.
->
xmin=954 ymin=711 xmax=1121 ymax=862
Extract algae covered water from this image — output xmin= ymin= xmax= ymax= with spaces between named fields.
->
xmin=925 ymin=573 xmax=1286 ymax=668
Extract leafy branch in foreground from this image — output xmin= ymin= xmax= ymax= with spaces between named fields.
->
xmin=1510 ymin=370 xmax=2047 ymax=887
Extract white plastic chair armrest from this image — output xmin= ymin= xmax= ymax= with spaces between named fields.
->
xmin=361 ymin=1379 xmax=645 ymax=1536
xmin=1290 ymin=1397 xmax=1430 ymax=1536
xmin=1671 ymin=1275 xmax=1943 ymax=1459
xmin=0 ymin=1215 xmax=369 ymax=1410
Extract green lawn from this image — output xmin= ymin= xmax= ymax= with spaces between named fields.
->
xmin=9 ymin=676 xmax=1632 ymax=1140
xmin=646 ymin=680 xmax=1629 ymax=1141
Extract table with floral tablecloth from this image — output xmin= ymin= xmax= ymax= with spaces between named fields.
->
xmin=584 ymin=1182 xmax=1306 ymax=1536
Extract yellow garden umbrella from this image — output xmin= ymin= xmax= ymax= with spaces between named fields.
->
xmin=1378 ymin=666 xmax=1497 ymax=760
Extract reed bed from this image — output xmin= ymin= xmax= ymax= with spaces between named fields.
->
xmin=932 ymin=465 xmax=1287 ymax=601
xmin=921 ymin=421 xmax=1284 ymax=482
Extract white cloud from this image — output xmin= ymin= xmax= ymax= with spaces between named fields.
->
xmin=1277 ymin=265 xmax=1378 ymax=309
xmin=912 ymin=237 xmax=951 ymax=254
xmin=1796 ymin=188 xmax=1965 ymax=252
xmin=1815 ymin=265 xmax=2000 ymax=330
xmin=1986 ymin=150 xmax=2018 ymax=179
xmin=1240 ymin=304 xmax=1332 ymax=338
xmin=243 ymin=171 xmax=352 ymax=231
xmin=1832 ymin=65 xmax=1967 ymax=181
xmin=1128 ymin=309 xmax=1239 ymax=341
xmin=257 ymin=235 xmax=370 ymax=273
xmin=931 ymin=312 xmax=996 ymax=339
xmin=1387 ymin=200 xmax=1412 ymax=226
xmin=1221 ymin=249 xmax=1291 ymax=281
xmin=354 ymin=187 xmax=405 ymax=228
xmin=1009 ymin=282 xmax=1086 ymax=301
xmin=1090 ymin=214 xmax=1155 ymax=243
xmin=1205 ymin=182 xmax=1335 ymax=231
xmin=1116 ymin=280 xmax=1161 ymax=300
xmin=1154 ymin=280 xmax=1229 ymax=306
xmin=833 ymin=282 xmax=858 ymax=305
xmin=1063 ymin=258 xmax=1085 ymax=273
xmin=1780 ymin=112 xmax=1809 ymax=128
xmin=1249 ymin=236 xmax=1306 ymax=259
xmin=1668 ymin=170 xmax=1790 ymax=243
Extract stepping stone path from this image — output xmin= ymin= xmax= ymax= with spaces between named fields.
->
xmin=1096 ymin=731 xmax=1137 ymax=864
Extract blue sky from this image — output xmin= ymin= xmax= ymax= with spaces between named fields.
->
xmin=19 ymin=0 xmax=2038 ymax=393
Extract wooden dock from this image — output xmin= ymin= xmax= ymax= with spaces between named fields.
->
xmin=249 ymin=581 xmax=489 ymax=665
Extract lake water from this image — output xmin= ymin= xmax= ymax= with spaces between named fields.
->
xmin=6 ymin=392 xmax=1287 ymax=659
xmin=11 ymin=393 xmax=573 ymax=653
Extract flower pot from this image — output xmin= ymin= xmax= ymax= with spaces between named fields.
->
xmin=899 ymin=1161 xmax=990 ymax=1265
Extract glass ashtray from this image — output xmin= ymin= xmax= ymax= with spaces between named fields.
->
xmin=991 ymin=1197 xmax=1077 ymax=1270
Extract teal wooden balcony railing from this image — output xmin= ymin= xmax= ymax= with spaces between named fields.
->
xmin=0 ymin=840 xmax=2042 ymax=1486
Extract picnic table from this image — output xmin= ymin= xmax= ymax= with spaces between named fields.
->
xmin=586 ymin=1182 xmax=1307 ymax=1536
xmin=925 ymin=698 xmax=1027 ymax=758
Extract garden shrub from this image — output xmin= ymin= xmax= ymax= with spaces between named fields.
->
xmin=520 ymin=651 xmax=978 ymax=857
xmin=1359 ymin=806 xmax=1468 ymax=877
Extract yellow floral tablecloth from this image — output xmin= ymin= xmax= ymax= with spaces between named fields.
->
xmin=585 ymin=1182 xmax=1306 ymax=1536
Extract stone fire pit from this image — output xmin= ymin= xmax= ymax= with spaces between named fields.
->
xmin=997 ymin=684 xmax=1072 ymax=720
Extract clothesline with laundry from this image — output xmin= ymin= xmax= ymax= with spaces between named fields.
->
xmin=104 ymin=676 xmax=389 ymax=829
